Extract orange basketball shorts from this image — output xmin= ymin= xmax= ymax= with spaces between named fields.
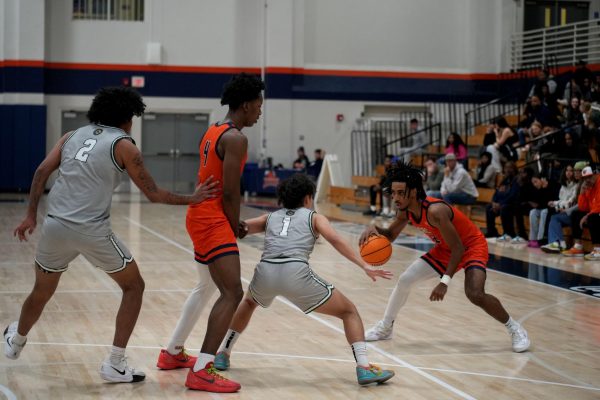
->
xmin=421 ymin=241 xmax=489 ymax=276
xmin=186 ymin=214 xmax=239 ymax=265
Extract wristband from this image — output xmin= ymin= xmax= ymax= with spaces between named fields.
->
xmin=440 ymin=274 xmax=451 ymax=286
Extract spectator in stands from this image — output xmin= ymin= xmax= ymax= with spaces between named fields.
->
xmin=308 ymin=149 xmax=324 ymax=178
xmin=529 ymin=68 xmax=557 ymax=97
xmin=497 ymin=167 xmax=535 ymax=244
xmin=558 ymin=78 xmax=583 ymax=107
xmin=293 ymin=146 xmax=310 ymax=171
xmin=573 ymin=60 xmax=594 ymax=88
xmin=561 ymin=166 xmax=600 ymax=259
xmin=474 ymin=151 xmax=498 ymax=188
xmin=536 ymin=83 xmax=561 ymax=120
xmin=541 ymin=164 xmax=580 ymax=253
xmin=485 ymin=162 xmax=518 ymax=238
xmin=482 ymin=126 xmax=502 ymax=172
xmin=424 ymin=157 xmax=443 ymax=196
xmin=518 ymin=120 xmax=542 ymax=148
xmin=444 ymin=132 xmax=468 ymax=166
xmin=561 ymin=131 xmax=588 ymax=162
xmin=522 ymin=94 xmax=558 ymax=130
xmin=363 ymin=154 xmax=394 ymax=217
xmin=493 ymin=116 xmax=519 ymax=162
xmin=400 ymin=118 xmax=424 ymax=162
xmin=591 ymin=74 xmax=600 ymax=103
xmin=563 ymin=97 xmax=584 ymax=126
xmin=527 ymin=173 xmax=560 ymax=248
xmin=435 ymin=153 xmax=478 ymax=205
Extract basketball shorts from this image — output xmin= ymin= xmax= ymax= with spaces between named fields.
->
xmin=35 ymin=216 xmax=133 ymax=273
xmin=249 ymin=259 xmax=334 ymax=314
xmin=186 ymin=214 xmax=239 ymax=265
xmin=421 ymin=242 xmax=489 ymax=276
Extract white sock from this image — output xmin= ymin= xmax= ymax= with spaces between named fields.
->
xmin=109 ymin=346 xmax=126 ymax=365
xmin=193 ymin=352 xmax=215 ymax=372
xmin=217 ymin=329 xmax=240 ymax=355
xmin=351 ymin=342 xmax=369 ymax=367
xmin=504 ymin=316 xmax=520 ymax=332
xmin=573 ymin=243 xmax=583 ymax=250
xmin=12 ymin=331 xmax=26 ymax=346
xmin=382 ymin=207 xmax=390 ymax=214
xmin=370 ymin=205 xmax=376 ymax=212
xmin=166 ymin=265 xmax=217 ymax=355
xmin=559 ymin=240 xmax=566 ymax=248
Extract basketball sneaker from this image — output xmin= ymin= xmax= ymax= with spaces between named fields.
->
xmin=509 ymin=325 xmax=530 ymax=353
xmin=214 ymin=351 xmax=230 ymax=371
xmin=541 ymin=241 xmax=561 ymax=254
xmin=510 ymin=236 xmax=527 ymax=244
xmin=496 ymin=234 xmax=511 ymax=242
xmin=185 ymin=362 xmax=241 ymax=393
xmin=100 ymin=355 xmax=145 ymax=383
xmin=584 ymin=250 xmax=600 ymax=261
xmin=356 ymin=364 xmax=395 ymax=385
xmin=365 ymin=320 xmax=393 ymax=341
xmin=4 ymin=321 xmax=26 ymax=360
xmin=156 ymin=348 xmax=197 ymax=370
xmin=561 ymin=247 xmax=585 ymax=257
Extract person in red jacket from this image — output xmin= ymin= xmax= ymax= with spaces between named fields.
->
xmin=561 ymin=167 xmax=600 ymax=260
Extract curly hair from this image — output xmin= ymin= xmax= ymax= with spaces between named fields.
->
xmin=385 ymin=160 xmax=426 ymax=200
xmin=277 ymin=173 xmax=316 ymax=209
xmin=220 ymin=73 xmax=265 ymax=110
xmin=86 ymin=87 xmax=146 ymax=127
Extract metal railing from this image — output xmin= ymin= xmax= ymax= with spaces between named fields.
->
xmin=464 ymin=93 xmax=522 ymax=149
xmin=511 ymin=18 xmax=600 ymax=71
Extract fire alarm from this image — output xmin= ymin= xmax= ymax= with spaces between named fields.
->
xmin=336 ymin=114 xmax=344 ymax=122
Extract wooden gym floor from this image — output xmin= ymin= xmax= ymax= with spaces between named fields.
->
xmin=0 ymin=194 xmax=599 ymax=399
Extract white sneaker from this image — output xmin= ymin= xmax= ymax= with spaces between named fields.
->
xmin=4 ymin=321 xmax=26 ymax=360
xmin=496 ymin=234 xmax=511 ymax=242
xmin=100 ymin=355 xmax=146 ymax=383
xmin=510 ymin=236 xmax=527 ymax=244
xmin=365 ymin=320 xmax=393 ymax=342
xmin=584 ymin=250 xmax=600 ymax=261
xmin=510 ymin=326 xmax=530 ymax=353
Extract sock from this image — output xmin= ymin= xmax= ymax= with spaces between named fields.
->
xmin=167 ymin=345 xmax=184 ymax=356
xmin=12 ymin=331 xmax=26 ymax=346
xmin=351 ymin=342 xmax=369 ymax=367
xmin=559 ymin=240 xmax=566 ymax=248
xmin=193 ymin=352 xmax=215 ymax=372
xmin=109 ymin=346 xmax=126 ymax=365
xmin=370 ymin=205 xmax=376 ymax=212
xmin=594 ymin=247 xmax=600 ymax=252
xmin=574 ymin=243 xmax=583 ymax=250
xmin=504 ymin=316 xmax=520 ymax=332
xmin=217 ymin=329 xmax=240 ymax=355
xmin=382 ymin=207 xmax=390 ymax=214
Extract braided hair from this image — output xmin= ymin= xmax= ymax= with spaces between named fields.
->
xmin=385 ymin=160 xmax=426 ymax=200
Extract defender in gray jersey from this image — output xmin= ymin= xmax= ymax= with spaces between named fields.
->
xmin=212 ymin=174 xmax=396 ymax=386
xmin=5 ymin=87 xmax=217 ymax=384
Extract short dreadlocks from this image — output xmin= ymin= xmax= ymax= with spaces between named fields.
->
xmin=385 ymin=159 xmax=426 ymax=200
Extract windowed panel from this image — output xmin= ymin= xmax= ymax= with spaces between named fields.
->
xmin=73 ymin=0 xmax=143 ymax=21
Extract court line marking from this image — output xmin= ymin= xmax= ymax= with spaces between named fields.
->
xmin=0 ymin=385 xmax=17 ymax=400
xmin=124 ymin=216 xmax=477 ymax=400
xmin=8 ymin=342 xmax=599 ymax=393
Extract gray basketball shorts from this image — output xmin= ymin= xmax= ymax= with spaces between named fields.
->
xmin=248 ymin=259 xmax=334 ymax=314
xmin=35 ymin=216 xmax=133 ymax=274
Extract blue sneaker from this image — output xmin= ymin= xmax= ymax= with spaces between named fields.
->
xmin=213 ymin=351 xmax=230 ymax=371
xmin=356 ymin=364 xmax=394 ymax=385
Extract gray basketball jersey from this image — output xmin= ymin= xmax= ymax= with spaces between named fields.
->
xmin=46 ymin=124 xmax=133 ymax=236
xmin=261 ymin=207 xmax=318 ymax=262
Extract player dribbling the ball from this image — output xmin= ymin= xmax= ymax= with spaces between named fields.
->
xmin=212 ymin=174 xmax=395 ymax=385
xmin=360 ymin=161 xmax=531 ymax=353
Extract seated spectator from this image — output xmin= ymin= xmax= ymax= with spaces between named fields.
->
xmin=493 ymin=116 xmax=519 ymax=161
xmin=561 ymin=166 xmax=600 ymax=259
xmin=541 ymin=164 xmax=580 ymax=253
xmin=527 ymin=173 xmax=560 ymax=248
xmin=496 ymin=167 xmax=535 ymax=244
xmin=521 ymin=94 xmax=559 ymax=131
xmin=430 ymin=153 xmax=478 ymax=205
xmin=308 ymin=148 xmax=324 ymax=178
xmin=293 ymin=146 xmax=310 ymax=171
xmin=424 ymin=157 xmax=443 ymax=196
xmin=563 ymin=96 xmax=584 ymax=126
xmin=474 ymin=151 xmax=498 ymax=188
xmin=529 ymin=68 xmax=557 ymax=97
xmin=363 ymin=155 xmax=394 ymax=217
xmin=561 ymin=131 xmax=588 ymax=162
xmin=558 ymin=77 xmax=583 ymax=107
xmin=443 ymin=132 xmax=468 ymax=166
xmin=485 ymin=162 xmax=519 ymax=238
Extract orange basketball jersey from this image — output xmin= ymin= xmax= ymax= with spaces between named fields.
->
xmin=407 ymin=196 xmax=488 ymax=274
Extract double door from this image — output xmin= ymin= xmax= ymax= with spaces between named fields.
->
xmin=142 ymin=113 xmax=209 ymax=193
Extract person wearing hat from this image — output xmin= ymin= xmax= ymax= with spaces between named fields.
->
xmin=560 ymin=166 xmax=600 ymax=259
xmin=433 ymin=153 xmax=478 ymax=205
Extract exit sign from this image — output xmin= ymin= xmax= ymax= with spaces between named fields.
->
xmin=131 ymin=76 xmax=145 ymax=88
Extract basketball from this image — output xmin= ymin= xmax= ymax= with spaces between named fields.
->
xmin=360 ymin=235 xmax=392 ymax=266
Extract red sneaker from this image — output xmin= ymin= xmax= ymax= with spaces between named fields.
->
xmin=156 ymin=349 xmax=197 ymax=370
xmin=185 ymin=362 xmax=241 ymax=393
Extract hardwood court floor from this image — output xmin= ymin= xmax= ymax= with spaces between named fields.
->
xmin=0 ymin=194 xmax=599 ymax=399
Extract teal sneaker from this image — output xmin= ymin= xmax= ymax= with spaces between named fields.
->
xmin=356 ymin=364 xmax=395 ymax=385
xmin=213 ymin=351 xmax=230 ymax=371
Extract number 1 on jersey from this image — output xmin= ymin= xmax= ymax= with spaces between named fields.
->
xmin=279 ymin=216 xmax=291 ymax=236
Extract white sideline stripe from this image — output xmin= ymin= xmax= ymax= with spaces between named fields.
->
xmin=14 ymin=342 xmax=600 ymax=393
xmin=124 ymin=217 xmax=476 ymax=400
xmin=0 ymin=385 xmax=17 ymax=400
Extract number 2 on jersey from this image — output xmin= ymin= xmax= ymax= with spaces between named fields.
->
xmin=75 ymin=139 xmax=97 ymax=162
xmin=279 ymin=216 xmax=291 ymax=236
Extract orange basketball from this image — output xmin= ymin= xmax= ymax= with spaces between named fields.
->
xmin=360 ymin=235 xmax=392 ymax=266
